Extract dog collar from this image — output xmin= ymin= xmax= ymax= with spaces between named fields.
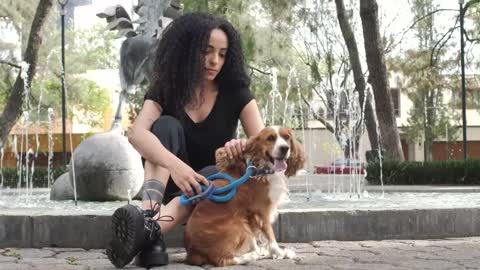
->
xmin=250 ymin=166 xmax=275 ymax=176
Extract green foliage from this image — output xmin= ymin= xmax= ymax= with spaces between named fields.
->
xmin=0 ymin=5 xmax=117 ymax=127
xmin=366 ymin=160 xmax=480 ymax=185
xmin=28 ymin=76 xmax=111 ymax=128
xmin=181 ymin=0 xmax=310 ymax=128
xmin=4 ymin=248 xmax=22 ymax=260
xmin=1 ymin=166 xmax=66 ymax=188
xmin=65 ymin=256 xmax=79 ymax=265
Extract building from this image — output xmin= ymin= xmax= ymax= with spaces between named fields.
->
xmin=301 ymin=72 xmax=480 ymax=171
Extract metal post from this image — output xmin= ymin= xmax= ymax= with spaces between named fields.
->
xmin=459 ymin=0 xmax=467 ymax=161
xmin=58 ymin=0 xmax=68 ymax=169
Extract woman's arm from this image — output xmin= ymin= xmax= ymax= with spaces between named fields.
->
xmin=127 ymin=100 xmax=177 ymax=169
xmin=223 ymin=99 xmax=264 ymax=159
xmin=240 ymin=99 xmax=264 ymax=137
xmin=128 ymin=100 xmax=208 ymax=196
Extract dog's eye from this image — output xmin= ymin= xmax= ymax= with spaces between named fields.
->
xmin=267 ymin=135 xmax=276 ymax=142
xmin=283 ymin=134 xmax=290 ymax=140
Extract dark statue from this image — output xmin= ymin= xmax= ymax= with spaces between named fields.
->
xmin=96 ymin=0 xmax=182 ymax=130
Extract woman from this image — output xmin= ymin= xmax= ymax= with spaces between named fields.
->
xmin=107 ymin=12 xmax=264 ymax=268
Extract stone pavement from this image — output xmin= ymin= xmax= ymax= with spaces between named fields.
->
xmin=1 ymin=237 xmax=480 ymax=270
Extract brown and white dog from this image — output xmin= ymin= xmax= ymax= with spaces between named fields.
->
xmin=184 ymin=126 xmax=305 ymax=267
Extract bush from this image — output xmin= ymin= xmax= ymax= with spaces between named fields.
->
xmin=0 ymin=167 xmax=66 ymax=188
xmin=366 ymin=160 xmax=480 ymax=185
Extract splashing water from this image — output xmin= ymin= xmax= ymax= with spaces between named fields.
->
xmin=368 ymin=85 xmax=384 ymax=196
xmin=0 ymin=146 xmax=4 ymax=188
xmin=268 ymin=67 xmax=282 ymax=126
xmin=30 ymin=84 xmax=45 ymax=189
xmin=47 ymin=108 xmax=55 ymax=187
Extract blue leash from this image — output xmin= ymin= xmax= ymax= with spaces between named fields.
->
xmin=180 ymin=161 xmax=255 ymax=205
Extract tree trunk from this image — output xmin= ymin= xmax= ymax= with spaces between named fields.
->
xmin=359 ymin=0 xmax=404 ymax=161
xmin=334 ymin=0 xmax=380 ymax=153
xmin=0 ymin=0 xmax=54 ymax=149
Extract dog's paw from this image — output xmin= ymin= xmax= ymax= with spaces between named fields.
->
xmin=284 ymin=248 xmax=296 ymax=259
xmin=271 ymin=246 xmax=295 ymax=260
xmin=256 ymin=246 xmax=270 ymax=257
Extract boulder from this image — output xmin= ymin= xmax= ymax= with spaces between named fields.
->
xmin=69 ymin=132 xmax=143 ymax=201
xmin=50 ymin=172 xmax=74 ymax=201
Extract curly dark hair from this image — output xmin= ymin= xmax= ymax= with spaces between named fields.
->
xmin=147 ymin=12 xmax=251 ymax=116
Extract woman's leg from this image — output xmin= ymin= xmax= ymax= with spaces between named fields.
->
xmin=143 ymin=161 xmax=193 ymax=233
xmin=141 ymin=115 xmax=191 ymax=226
xmin=107 ymin=116 xmax=189 ymax=268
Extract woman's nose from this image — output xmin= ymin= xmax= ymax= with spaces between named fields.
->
xmin=209 ymin=54 xmax=219 ymax=65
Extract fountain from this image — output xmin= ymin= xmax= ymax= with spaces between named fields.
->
xmin=2 ymin=54 xmax=480 ymax=251
xmin=1 ymin=4 xmax=479 ymax=251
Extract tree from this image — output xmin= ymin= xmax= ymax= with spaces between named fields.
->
xmin=360 ymin=0 xmax=405 ymax=161
xmin=293 ymin=0 xmax=371 ymax=158
xmin=0 ymin=0 xmax=54 ymax=149
xmin=334 ymin=0 xmax=379 ymax=154
xmin=0 ymin=6 xmax=117 ymax=147
xmin=388 ymin=0 xmax=460 ymax=161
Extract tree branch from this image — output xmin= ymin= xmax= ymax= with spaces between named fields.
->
xmin=390 ymin=9 xmax=457 ymax=53
xmin=300 ymin=92 xmax=335 ymax=133
xmin=248 ymin=65 xmax=272 ymax=76
xmin=0 ymin=60 xmax=21 ymax=69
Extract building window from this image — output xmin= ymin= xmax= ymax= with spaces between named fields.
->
xmin=391 ymin=88 xmax=400 ymax=117
xmin=450 ymin=87 xmax=480 ymax=109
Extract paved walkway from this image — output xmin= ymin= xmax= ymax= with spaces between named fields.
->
xmin=1 ymin=237 xmax=480 ymax=269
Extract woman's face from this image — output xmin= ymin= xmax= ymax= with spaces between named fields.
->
xmin=204 ymin=28 xmax=228 ymax=81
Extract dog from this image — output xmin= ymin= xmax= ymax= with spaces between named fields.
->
xmin=184 ymin=126 xmax=305 ymax=267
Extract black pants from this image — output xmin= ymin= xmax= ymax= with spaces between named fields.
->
xmin=143 ymin=115 xmax=217 ymax=204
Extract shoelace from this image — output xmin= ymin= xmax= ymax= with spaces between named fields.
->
xmin=144 ymin=194 xmax=175 ymax=239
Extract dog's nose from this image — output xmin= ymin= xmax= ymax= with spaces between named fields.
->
xmin=279 ymin=145 xmax=289 ymax=155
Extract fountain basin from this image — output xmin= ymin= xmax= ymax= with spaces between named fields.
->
xmin=1 ymin=206 xmax=479 ymax=249
xmin=1 ymin=175 xmax=479 ymax=248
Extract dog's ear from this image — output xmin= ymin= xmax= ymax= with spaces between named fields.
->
xmin=215 ymin=148 xmax=230 ymax=171
xmin=244 ymin=134 xmax=263 ymax=166
xmin=285 ymin=134 xmax=305 ymax=177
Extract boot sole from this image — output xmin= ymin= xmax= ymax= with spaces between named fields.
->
xmin=107 ymin=204 xmax=145 ymax=268
xmin=135 ymin=248 xmax=169 ymax=268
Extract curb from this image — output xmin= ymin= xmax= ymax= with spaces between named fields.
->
xmin=1 ymin=208 xmax=479 ymax=248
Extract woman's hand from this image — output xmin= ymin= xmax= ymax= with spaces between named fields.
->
xmin=169 ymin=160 xmax=209 ymax=197
xmin=224 ymin=138 xmax=247 ymax=160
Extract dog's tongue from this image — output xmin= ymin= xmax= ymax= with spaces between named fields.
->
xmin=274 ymin=159 xmax=287 ymax=172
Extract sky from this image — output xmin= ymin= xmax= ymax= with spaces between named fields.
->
xmin=378 ymin=0 xmax=461 ymax=54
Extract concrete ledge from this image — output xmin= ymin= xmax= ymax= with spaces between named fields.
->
xmin=1 ymin=208 xmax=479 ymax=248
xmin=0 ymin=215 xmax=32 ymax=247
xmin=278 ymin=208 xmax=480 ymax=242
xmin=32 ymin=215 xmax=111 ymax=248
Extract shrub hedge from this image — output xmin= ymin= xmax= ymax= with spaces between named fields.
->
xmin=365 ymin=160 xmax=480 ymax=185
xmin=0 ymin=167 xmax=66 ymax=188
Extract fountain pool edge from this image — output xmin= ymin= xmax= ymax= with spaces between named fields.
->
xmin=1 ymin=207 xmax=479 ymax=248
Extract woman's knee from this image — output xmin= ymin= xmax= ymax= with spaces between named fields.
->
xmin=151 ymin=115 xmax=183 ymax=138
xmin=150 ymin=115 xmax=188 ymax=160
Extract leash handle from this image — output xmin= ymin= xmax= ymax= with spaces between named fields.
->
xmin=179 ymin=162 xmax=254 ymax=205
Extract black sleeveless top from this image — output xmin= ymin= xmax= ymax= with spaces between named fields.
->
xmin=145 ymin=88 xmax=254 ymax=171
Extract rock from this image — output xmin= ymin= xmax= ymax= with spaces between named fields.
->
xmin=50 ymin=172 xmax=74 ymax=201
xmin=69 ymin=131 xmax=143 ymax=201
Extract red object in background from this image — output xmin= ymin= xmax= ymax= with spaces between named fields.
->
xmin=314 ymin=159 xmax=365 ymax=174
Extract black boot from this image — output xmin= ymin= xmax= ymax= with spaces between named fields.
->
xmin=134 ymin=210 xmax=169 ymax=268
xmin=106 ymin=205 xmax=168 ymax=268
